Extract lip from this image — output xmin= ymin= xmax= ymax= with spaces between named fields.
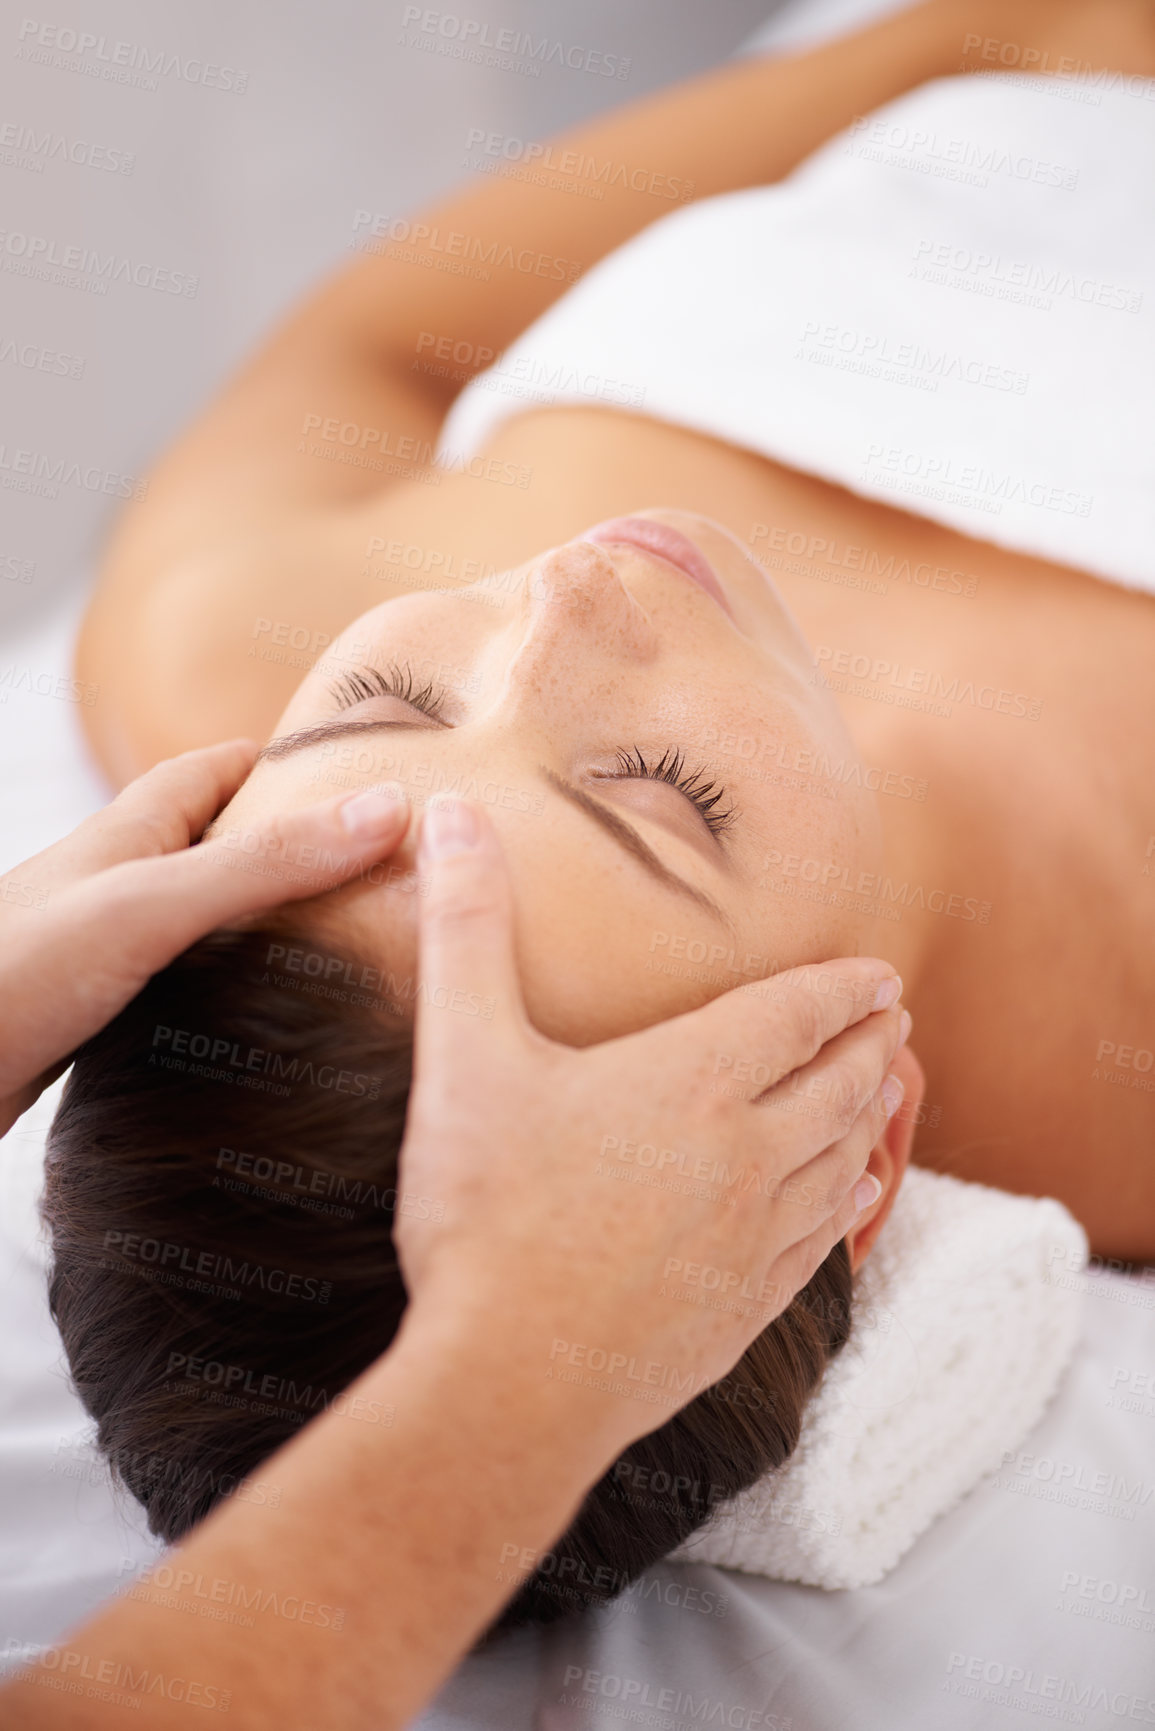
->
xmin=580 ymin=516 xmax=735 ymax=619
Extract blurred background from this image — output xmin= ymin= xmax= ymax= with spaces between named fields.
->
xmin=0 ymin=0 xmax=797 ymax=635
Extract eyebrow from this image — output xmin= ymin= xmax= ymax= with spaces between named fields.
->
xmin=540 ymin=768 xmax=730 ymax=926
xmin=254 ymin=716 xmax=443 ymax=762
xmin=250 ymin=718 xmax=730 ymax=924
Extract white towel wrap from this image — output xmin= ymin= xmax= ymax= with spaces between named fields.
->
xmin=440 ymin=72 xmax=1155 ymax=593
xmin=667 ymin=1165 xmax=1088 ymax=1589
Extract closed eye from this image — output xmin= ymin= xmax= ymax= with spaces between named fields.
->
xmin=596 ymin=746 xmax=736 ymax=838
xmin=260 ymin=663 xmax=735 ymax=859
xmin=328 ymin=662 xmax=449 ymax=722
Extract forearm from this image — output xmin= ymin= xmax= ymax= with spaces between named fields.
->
xmin=0 ymin=1303 xmax=619 ymax=1731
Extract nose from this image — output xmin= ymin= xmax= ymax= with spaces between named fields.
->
xmin=506 ymin=539 xmax=659 ymax=686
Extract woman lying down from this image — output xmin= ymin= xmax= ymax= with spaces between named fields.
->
xmin=47 ymin=0 xmax=1155 ymax=1629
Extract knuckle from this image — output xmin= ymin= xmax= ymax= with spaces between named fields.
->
xmin=426 ymin=883 xmax=499 ymax=934
xmin=839 ymin=1040 xmax=889 ymax=1117
xmin=698 ymin=1075 xmax=735 ymax=1126
xmin=827 ymin=1144 xmax=863 ymax=1209
xmin=123 ymin=754 xmax=190 ymax=797
xmin=788 ymin=984 xmax=827 ymax=1059
xmin=99 ymin=804 xmax=175 ymax=859
xmin=813 ymin=1057 xmax=861 ymax=1127
xmin=805 ymin=1145 xmax=857 ymax=1218
xmin=425 ymin=854 xmax=504 ymax=931
xmin=112 ymin=767 xmax=204 ymax=849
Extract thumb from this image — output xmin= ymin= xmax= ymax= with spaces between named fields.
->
xmin=412 ymin=799 xmax=526 ymax=1080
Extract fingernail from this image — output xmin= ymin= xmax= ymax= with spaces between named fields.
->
xmin=853 ymin=1172 xmax=883 ymax=1213
xmin=421 ymin=798 xmax=479 ymax=859
xmin=897 ymin=1009 xmax=912 ymax=1048
xmin=340 ymin=783 xmax=405 ymax=838
xmin=873 ymin=975 xmax=902 ymax=1011
xmin=881 ymin=1074 xmax=905 ymax=1119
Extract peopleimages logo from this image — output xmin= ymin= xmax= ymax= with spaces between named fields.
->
xmin=0 ymin=336 xmax=84 ymax=378
xmin=911 ymin=237 xmax=1142 ymax=313
xmin=126 ymin=1559 xmax=345 ymax=1630
xmin=0 ymin=442 xmax=146 ymax=498
xmin=15 ymin=19 xmax=249 ymax=92
xmin=462 ymin=129 xmax=692 ymax=200
xmin=398 ymin=7 xmax=631 ymax=79
xmin=3 ymin=1638 xmax=231 ymax=1711
xmin=149 ymin=1023 xmax=382 ymax=1098
xmin=351 ymin=209 xmax=581 ymax=284
xmin=102 ymin=1231 xmax=332 ymax=1305
xmin=0 ymin=120 xmax=135 ymax=173
xmin=0 ymin=227 xmax=197 ymax=295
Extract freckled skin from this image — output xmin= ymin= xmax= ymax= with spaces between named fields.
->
xmin=216 ymin=512 xmax=884 ymax=1050
xmin=85 ymin=453 xmax=1155 ymax=1254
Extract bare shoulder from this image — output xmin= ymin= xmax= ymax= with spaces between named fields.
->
xmin=956 ymin=0 xmax=1155 ymax=77
xmin=76 ymin=512 xmax=370 ymax=784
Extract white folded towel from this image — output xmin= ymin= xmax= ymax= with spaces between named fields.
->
xmin=668 ymin=1165 xmax=1088 ymax=1589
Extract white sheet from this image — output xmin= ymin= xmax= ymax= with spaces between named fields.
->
xmin=2 ymin=5 xmax=1153 ymax=1720
xmin=414 ymin=1262 xmax=1155 ymax=1730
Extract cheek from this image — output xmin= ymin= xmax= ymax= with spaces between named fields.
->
xmin=731 ymin=769 xmax=884 ymax=969
xmin=516 ymin=912 xmax=731 ymax=1045
xmin=509 ymin=865 xmax=784 ymax=1046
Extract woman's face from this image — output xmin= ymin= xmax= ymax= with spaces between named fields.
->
xmin=214 ymin=509 xmax=883 ymax=1043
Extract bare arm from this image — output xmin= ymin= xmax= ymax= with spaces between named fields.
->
xmin=0 ymin=1315 xmax=619 ymax=1731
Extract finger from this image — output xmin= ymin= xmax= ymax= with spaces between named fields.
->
xmin=755 ymin=1001 xmax=909 ymax=1128
xmin=710 ymin=1111 xmax=888 ymax=1344
xmin=756 ymin=1081 xmax=902 ymax=1317
xmin=648 ymin=956 xmax=901 ymax=1097
xmin=766 ymin=1060 xmax=903 ymax=1241
xmin=759 ymin=1168 xmax=881 ymax=1324
xmin=411 ymin=798 xmax=528 ymax=1083
xmin=0 ymin=786 xmax=410 ymax=1101
xmin=106 ymin=738 xmax=260 ymax=851
xmin=703 ymin=1007 xmax=905 ymax=1249
xmin=6 ymin=739 xmax=259 ymax=890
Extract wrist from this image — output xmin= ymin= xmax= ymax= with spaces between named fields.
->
xmin=388 ymin=1289 xmax=638 ymax=1477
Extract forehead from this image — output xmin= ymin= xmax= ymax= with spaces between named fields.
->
xmin=251 ymin=794 xmax=870 ymax=1059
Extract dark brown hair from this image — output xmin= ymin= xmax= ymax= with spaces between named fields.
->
xmin=42 ymin=923 xmax=853 ymax=1630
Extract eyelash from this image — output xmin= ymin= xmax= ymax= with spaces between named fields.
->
xmin=604 ymin=747 xmax=736 ymax=837
xmin=328 ymin=661 xmax=736 ymax=836
xmin=327 ymin=662 xmax=448 ymax=720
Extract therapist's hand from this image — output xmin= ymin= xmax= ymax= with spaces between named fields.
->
xmin=397 ymin=798 xmax=907 ymax=1461
xmin=0 ymin=740 xmax=410 ymax=1136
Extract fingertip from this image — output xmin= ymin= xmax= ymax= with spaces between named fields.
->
xmin=339 ymin=783 xmax=410 ymax=840
xmin=183 ymin=736 xmax=260 ymax=766
xmin=421 ymin=798 xmax=478 ymax=860
xmin=880 ymin=1072 xmax=905 ymax=1120
xmin=853 ymin=1171 xmax=883 ymax=1213
xmin=418 ymin=797 xmax=494 ymax=864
